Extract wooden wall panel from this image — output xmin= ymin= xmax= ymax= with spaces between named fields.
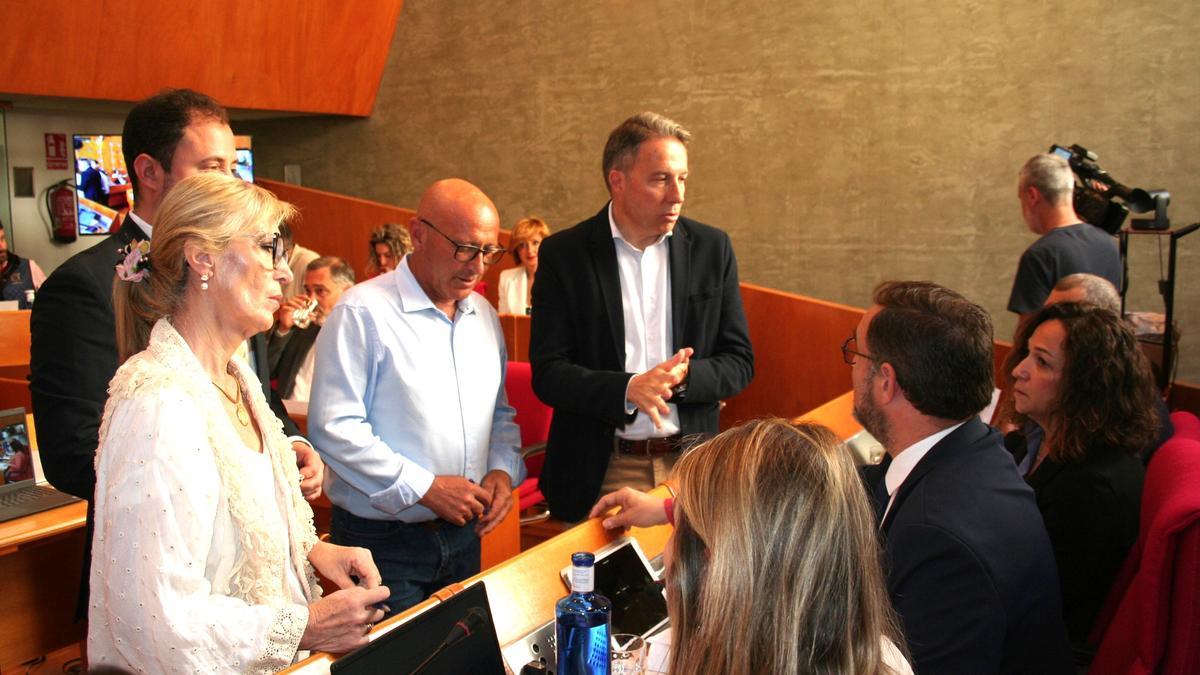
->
xmin=0 ymin=311 xmax=30 ymax=368
xmin=253 ymin=183 xmax=1200 ymax=425
xmin=720 ymin=284 xmax=865 ymax=428
xmin=0 ymin=378 xmax=33 ymax=412
xmin=259 ymin=178 xmax=518 ymax=309
xmin=0 ymin=1 xmax=403 ymax=116
xmin=1169 ymin=382 xmax=1200 ymax=417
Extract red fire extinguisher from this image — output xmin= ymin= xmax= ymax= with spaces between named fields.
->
xmin=47 ymin=179 xmax=77 ymax=243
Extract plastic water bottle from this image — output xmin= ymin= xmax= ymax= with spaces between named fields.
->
xmin=556 ymin=552 xmax=611 ymax=675
xmin=292 ymin=297 xmax=319 ymax=329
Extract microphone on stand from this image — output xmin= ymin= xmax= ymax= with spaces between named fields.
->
xmin=409 ymin=606 xmax=488 ymax=675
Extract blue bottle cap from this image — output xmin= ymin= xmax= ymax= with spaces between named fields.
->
xmin=571 ymin=552 xmax=595 ymax=567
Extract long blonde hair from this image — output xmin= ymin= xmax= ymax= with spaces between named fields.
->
xmin=113 ymin=172 xmax=296 ymax=362
xmin=667 ymin=419 xmax=906 ymax=675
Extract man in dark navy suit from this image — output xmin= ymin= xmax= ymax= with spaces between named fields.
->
xmin=852 ymin=281 xmax=1073 ymax=674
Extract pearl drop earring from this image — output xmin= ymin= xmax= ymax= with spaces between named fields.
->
xmin=201 ymin=273 xmax=210 ymax=291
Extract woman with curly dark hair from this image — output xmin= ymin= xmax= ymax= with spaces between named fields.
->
xmin=1005 ymin=301 xmax=1160 ymax=648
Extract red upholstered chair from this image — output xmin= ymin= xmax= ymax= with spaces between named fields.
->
xmin=504 ymin=361 xmax=553 ymax=523
xmin=1172 ymin=409 xmax=1200 ymax=442
xmin=1088 ymin=411 xmax=1200 ymax=674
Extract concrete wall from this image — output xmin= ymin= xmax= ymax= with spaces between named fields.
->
xmin=201 ymin=1 xmax=1200 ymax=381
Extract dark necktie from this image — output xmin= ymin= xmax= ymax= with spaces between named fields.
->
xmin=872 ymin=474 xmax=890 ymax=524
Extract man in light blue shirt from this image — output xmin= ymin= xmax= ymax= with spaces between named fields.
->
xmin=309 ymin=178 xmax=522 ymax=614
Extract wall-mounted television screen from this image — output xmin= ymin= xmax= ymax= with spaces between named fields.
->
xmin=235 ymin=135 xmax=254 ymax=183
xmin=72 ymin=134 xmax=254 ymax=236
xmin=73 ymin=134 xmax=131 ymax=236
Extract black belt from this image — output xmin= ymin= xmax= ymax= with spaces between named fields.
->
xmin=617 ymin=434 xmax=684 ymax=456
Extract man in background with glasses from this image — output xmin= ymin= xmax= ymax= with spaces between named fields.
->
xmin=530 ymin=112 xmax=754 ymax=523
xmin=309 ymin=178 xmax=523 ymax=614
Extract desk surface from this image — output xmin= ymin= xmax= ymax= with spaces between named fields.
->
xmin=0 ymin=499 xmax=86 ymax=556
xmin=287 ymin=393 xmax=866 ymax=673
xmin=285 ymin=487 xmax=673 ymax=673
xmin=794 ymin=390 xmax=861 ymax=439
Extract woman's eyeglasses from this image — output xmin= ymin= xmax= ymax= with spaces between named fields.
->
xmin=258 ymin=233 xmax=287 ymax=267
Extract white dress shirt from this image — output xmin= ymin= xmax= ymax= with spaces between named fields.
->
xmin=496 ymin=265 xmax=530 ymax=315
xmin=308 ymin=258 xmax=523 ymax=521
xmin=609 ymin=204 xmax=680 ymax=439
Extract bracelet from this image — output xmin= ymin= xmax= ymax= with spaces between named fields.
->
xmin=663 ymin=497 xmax=675 ymax=527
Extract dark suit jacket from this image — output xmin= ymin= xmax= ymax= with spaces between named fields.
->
xmin=862 ymin=419 xmax=1074 ymax=674
xmin=30 ymin=219 xmax=301 ymax=501
xmin=530 ymin=206 xmax=754 ymax=521
xmin=268 ymin=324 xmax=320 ymax=400
xmin=1025 ymin=445 xmax=1144 ymax=644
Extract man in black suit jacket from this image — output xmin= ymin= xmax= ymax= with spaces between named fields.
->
xmin=269 ymin=256 xmax=355 ymax=401
xmin=29 ymin=90 xmax=324 ymax=614
xmin=31 ymin=88 xmax=322 ymax=501
xmin=853 ymin=281 xmax=1073 ymax=673
xmin=530 ymin=112 xmax=754 ymax=522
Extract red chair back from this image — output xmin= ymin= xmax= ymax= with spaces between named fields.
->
xmin=505 ymin=361 xmax=552 ymax=471
xmin=1089 ymin=412 xmax=1200 ymax=674
xmin=1172 ymin=410 xmax=1200 ymax=442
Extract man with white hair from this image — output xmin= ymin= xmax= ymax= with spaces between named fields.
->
xmin=1044 ymin=272 xmax=1121 ymax=313
xmin=1008 ymin=153 xmax=1121 ymax=322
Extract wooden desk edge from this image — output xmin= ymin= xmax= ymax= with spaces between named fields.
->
xmin=0 ymin=500 xmax=87 ymax=553
xmin=285 ymin=486 xmax=674 ymax=673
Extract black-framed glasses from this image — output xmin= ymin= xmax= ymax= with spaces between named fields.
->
xmin=258 ymin=233 xmax=287 ymax=267
xmin=419 ymin=218 xmax=506 ymax=265
xmin=841 ymin=335 xmax=877 ymax=365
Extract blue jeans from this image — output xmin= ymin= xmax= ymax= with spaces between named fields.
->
xmin=330 ymin=506 xmax=481 ymax=616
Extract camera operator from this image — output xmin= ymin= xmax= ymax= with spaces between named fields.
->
xmin=1008 ymin=153 xmax=1121 ymax=324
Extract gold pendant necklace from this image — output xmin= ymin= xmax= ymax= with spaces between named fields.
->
xmin=212 ymin=379 xmax=251 ymax=427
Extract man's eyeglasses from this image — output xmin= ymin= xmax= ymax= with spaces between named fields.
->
xmin=258 ymin=233 xmax=287 ymax=267
xmin=419 ymin=218 xmax=506 ymax=265
xmin=841 ymin=335 xmax=877 ymax=365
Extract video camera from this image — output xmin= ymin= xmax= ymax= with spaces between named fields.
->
xmin=1048 ymin=145 xmax=1168 ymax=233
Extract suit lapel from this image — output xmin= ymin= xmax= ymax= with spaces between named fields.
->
xmin=668 ymin=221 xmax=690 ymax=350
xmin=587 ymin=208 xmax=626 ymax=361
xmin=251 ymin=333 xmax=273 ymax=399
xmin=881 ymin=418 xmax=993 ymax=532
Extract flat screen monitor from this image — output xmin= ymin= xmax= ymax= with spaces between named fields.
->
xmin=72 ymin=134 xmax=254 ymax=236
xmin=73 ymin=134 xmax=131 ymax=236
xmin=235 ymin=135 xmax=254 ymax=183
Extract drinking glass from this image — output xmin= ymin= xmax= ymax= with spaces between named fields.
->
xmin=610 ymin=633 xmax=646 ymax=675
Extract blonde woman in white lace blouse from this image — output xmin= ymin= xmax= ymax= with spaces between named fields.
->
xmin=90 ymin=173 xmax=390 ymax=673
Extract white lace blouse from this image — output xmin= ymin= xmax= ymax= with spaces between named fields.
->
xmin=88 ymin=319 xmax=322 ymax=674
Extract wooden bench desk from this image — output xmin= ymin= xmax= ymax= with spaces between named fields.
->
xmin=0 ymin=501 xmax=87 ymax=672
xmin=285 ymin=486 xmax=674 ymax=673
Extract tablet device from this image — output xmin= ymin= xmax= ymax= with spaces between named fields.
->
xmin=559 ymin=537 xmax=669 ymax=638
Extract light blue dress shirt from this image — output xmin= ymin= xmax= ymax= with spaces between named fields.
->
xmin=308 ymin=256 xmax=522 ymax=522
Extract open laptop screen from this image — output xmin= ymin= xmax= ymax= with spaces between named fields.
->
xmin=0 ymin=407 xmax=34 ymax=486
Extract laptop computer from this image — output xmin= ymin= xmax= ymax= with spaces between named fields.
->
xmin=331 ymin=580 xmax=506 ymax=675
xmin=0 ymin=407 xmax=81 ymax=522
